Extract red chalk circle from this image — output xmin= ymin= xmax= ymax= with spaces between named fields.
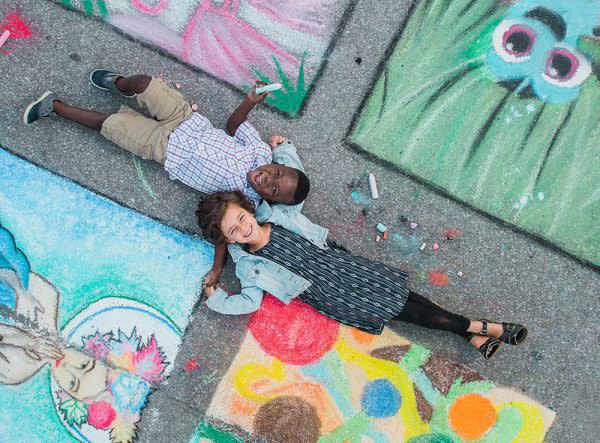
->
xmin=248 ymin=294 xmax=340 ymax=365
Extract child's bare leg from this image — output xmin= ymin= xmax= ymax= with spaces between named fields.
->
xmin=114 ymin=75 xmax=152 ymax=95
xmin=53 ymin=100 xmax=109 ymax=132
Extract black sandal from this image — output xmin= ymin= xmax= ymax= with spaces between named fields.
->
xmin=479 ymin=319 xmax=528 ymax=345
xmin=466 ymin=333 xmax=502 ymax=360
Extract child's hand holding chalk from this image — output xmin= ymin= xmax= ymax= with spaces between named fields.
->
xmin=255 ymin=83 xmax=282 ymax=94
xmin=247 ymin=81 xmax=281 ymax=103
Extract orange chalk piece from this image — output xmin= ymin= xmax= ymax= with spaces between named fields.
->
xmin=0 ymin=30 xmax=11 ymax=48
xmin=382 ymin=231 xmax=388 ymax=239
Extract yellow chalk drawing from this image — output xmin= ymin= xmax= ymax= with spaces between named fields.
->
xmin=234 ymin=358 xmax=285 ymax=403
xmin=496 ymin=401 xmax=545 ymax=443
xmin=334 ymin=338 xmax=429 ymax=439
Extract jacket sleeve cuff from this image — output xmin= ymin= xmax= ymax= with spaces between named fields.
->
xmin=205 ymin=287 xmax=230 ymax=312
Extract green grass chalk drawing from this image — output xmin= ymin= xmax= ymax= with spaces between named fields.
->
xmin=53 ymin=0 xmax=355 ymax=116
xmin=350 ymin=0 xmax=600 ymax=266
xmin=250 ymin=56 xmax=311 ymax=117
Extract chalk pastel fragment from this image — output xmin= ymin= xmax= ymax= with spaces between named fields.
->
xmin=368 ymin=173 xmax=379 ymax=199
xmin=410 ymin=222 xmax=418 ymax=230
xmin=458 ymin=271 xmax=463 ymax=277
xmin=175 ymin=83 xmax=181 ymax=89
xmin=0 ymin=30 xmax=10 ymax=48
xmin=376 ymin=235 xmax=381 ymax=242
xmin=382 ymin=231 xmax=388 ymax=240
xmin=420 ymin=243 xmax=426 ymax=251
xmin=432 ymin=243 xmax=439 ymax=250
xmin=191 ymin=103 xmax=199 ymax=111
xmin=376 ymin=223 xmax=387 ymax=233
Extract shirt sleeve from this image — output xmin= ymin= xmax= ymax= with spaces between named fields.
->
xmin=272 ymin=141 xmax=304 ymax=172
xmin=205 ymin=285 xmax=264 ymax=315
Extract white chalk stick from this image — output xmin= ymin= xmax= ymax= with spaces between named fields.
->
xmin=368 ymin=173 xmax=379 ymax=199
xmin=255 ymin=83 xmax=282 ymax=94
xmin=0 ymin=30 xmax=10 ymax=48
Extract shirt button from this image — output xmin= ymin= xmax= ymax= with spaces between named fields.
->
xmin=254 ymin=269 xmax=260 ymax=274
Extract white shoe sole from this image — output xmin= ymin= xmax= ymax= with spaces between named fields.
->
xmin=23 ymin=90 xmax=53 ymax=126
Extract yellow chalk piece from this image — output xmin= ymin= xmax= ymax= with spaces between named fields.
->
xmin=234 ymin=358 xmax=285 ymax=404
xmin=334 ymin=338 xmax=428 ymax=439
xmin=496 ymin=401 xmax=545 ymax=443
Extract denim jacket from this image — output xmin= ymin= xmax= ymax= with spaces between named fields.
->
xmin=205 ymin=203 xmax=329 ymax=314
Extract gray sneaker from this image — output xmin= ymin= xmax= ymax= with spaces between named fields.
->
xmin=23 ymin=91 xmax=57 ymax=125
xmin=89 ymin=69 xmax=135 ymax=98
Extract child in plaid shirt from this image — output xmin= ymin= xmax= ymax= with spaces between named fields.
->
xmin=24 ymin=70 xmax=310 ymax=287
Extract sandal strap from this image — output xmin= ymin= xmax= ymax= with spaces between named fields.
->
xmin=480 ymin=320 xmax=488 ymax=335
xmin=479 ymin=337 xmax=501 ymax=360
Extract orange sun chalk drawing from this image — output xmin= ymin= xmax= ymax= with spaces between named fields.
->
xmin=448 ymin=394 xmax=497 ymax=439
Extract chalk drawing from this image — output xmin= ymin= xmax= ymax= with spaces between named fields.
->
xmin=194 ymin=294 xmax=555 ymax=442
xmin=0 ymin=147 xmax=213 ymax=442
xmin=53 ymin=0 xmax=357 ymax=116
xmin=349 ymin=0 xmax=600 ymax=266
xmin=0 ymin=10 xmax=33 ymax=54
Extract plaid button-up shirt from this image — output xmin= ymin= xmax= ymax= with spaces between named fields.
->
xmin=164 ymin=114 xmax=272 ymax=205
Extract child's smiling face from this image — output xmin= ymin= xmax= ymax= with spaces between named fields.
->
xmin=247 ymin=164 xmax=298 ymax=205
xmin=219 ymin=203 xmax=261 ymax=244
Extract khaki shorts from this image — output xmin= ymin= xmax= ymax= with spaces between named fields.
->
xmin=100 ymin=77 xmax=193 ymax=164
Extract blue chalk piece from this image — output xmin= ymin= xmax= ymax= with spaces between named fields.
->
xmin=255 ymin=83 xmax=282 ymax=94
xmin=376 ymin=223 xmax=387 ymax=233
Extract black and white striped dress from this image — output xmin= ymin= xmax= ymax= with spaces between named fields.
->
xmin=253 ymin=225 xmax=409 ymax=334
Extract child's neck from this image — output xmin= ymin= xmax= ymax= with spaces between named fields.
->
xmin=248 ymin=224 xmax=271 ymax=253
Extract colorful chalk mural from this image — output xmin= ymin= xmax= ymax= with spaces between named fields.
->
xmin=349 ymin=0 xmax=600 ymax=266
xmin=192 ymin=295 xmax=555 ymax=443
xmin=0 ymin=147 xmax=213 ymax=442
xmin=52 ymin=0 xmax=356 ymax=116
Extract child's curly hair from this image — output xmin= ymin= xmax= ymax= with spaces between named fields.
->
xmin=195 ymin=191 xmax=256 ymax=243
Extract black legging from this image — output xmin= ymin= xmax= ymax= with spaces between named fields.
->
xmin=393 ymin=291 xmax=470 ymax=336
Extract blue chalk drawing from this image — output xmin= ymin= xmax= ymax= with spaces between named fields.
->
xmin=0 ymin=147 xmax=214 ymax=442
xmin=360 ymin=378 xmax=402 ymax=418
xmin=486 ymin=0 xmax=600 ymax=103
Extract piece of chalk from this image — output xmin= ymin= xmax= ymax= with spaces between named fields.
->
xmin=376 ymin=235 xmax=381 ymax=242
xmin=191 ymin=103 xmax=199 ymax=111
xmin=368 ymin=173 xmax=379 ymax=199
xmin=382 ymin=231 xmax=388 ymax=240
xmin=376 ymin=223 xmax=387 ymax=233
xmin=457 ymin=271 xmax=463 ymax=277
xmin=0 ymin=30 xmax=10 ymax=48
xmin=410 ymin=222 xmax=418 ymax=230
xmin=175 ymin=83 xmax=181 ymax=89
xmin=255 ymin=83 xmax=282 ymax=94
xmin=420 ymin=243 xmax=426 ymax=251
xmin=432 ymin=242 xmax=439 ymax=250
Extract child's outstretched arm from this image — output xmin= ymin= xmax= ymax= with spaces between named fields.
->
xmin=204 ymin=239 xmax=228 ymax=289
xmin=226 ymin=81 xmax=269 ymax=136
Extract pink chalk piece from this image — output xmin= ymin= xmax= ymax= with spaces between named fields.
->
xmin=420 ymin=242 xmax=426 ymax=251
xmin=175 ymin=83 xmax=181 ymax=89
xmin=0 ymin=30 xmax=10 ymax=48
xmin=410 ymin=222 xmax=418 ymax=230
xmin=432 ymin=242 xmax=439 ymax=250
xmin=191 ymin=103 xmax=199 ymax=111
